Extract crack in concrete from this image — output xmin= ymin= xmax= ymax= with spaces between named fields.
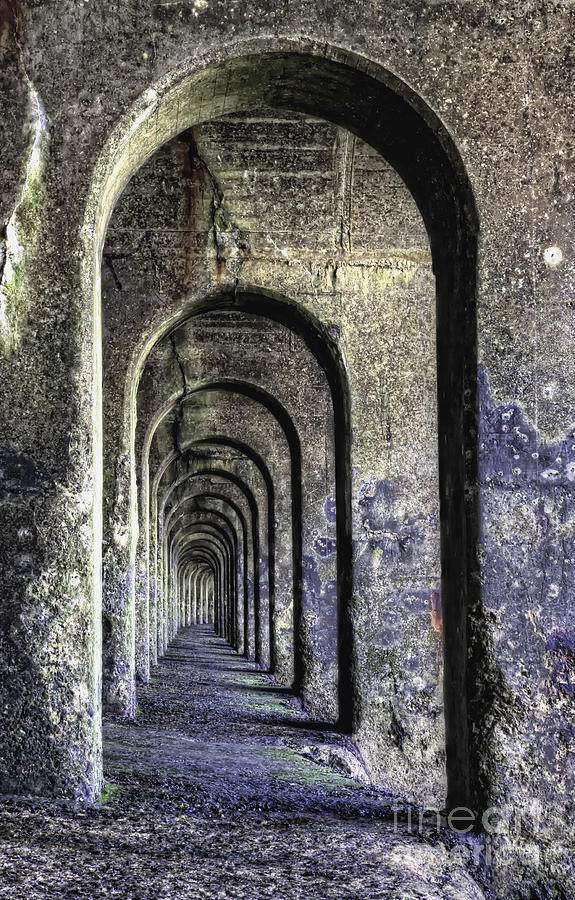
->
xmin=265 ymin=233 xmax=318 ymax=289
xmin=186 ymin=134 xmax=227 ymax=267
xmin=170 ymin=332 xmax=187 ymax=397
xmin=184 ymin=131 xmax=251 ymax=282
xmin=103 ymin=252 xmax=123 ymax=290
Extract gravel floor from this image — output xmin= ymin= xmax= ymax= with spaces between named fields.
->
xmin=0 ymin=626 xmax=488 ymax=899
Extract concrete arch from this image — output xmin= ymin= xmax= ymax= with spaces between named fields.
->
xmin=184 ymin=555 xmax=219 ymax=625
xmin=144 ymin=378 xmax=300 ymax=662
xmin=174 ymin=527 xmax=231 ymax=629
xmin=156 ymin=435 xmax=277 ymax=667
xmin=184 ymin=560 xmax=216 ymax=626
xmin=169 ymin=504 xmax=241 ymax=641
xmin=142 ymin=376 xmax=304 ymax=666
xmin=171 ymin=521 xmax=235 ymax=589
xmin=166 ymin=488 xmax=249 ymax=651
xmin=155 ymin=447 xmax=268 ymax=663
xmin=183 ymin=553 xmax=218 ymax=625
xmin=149 ymin=446 xmax=264 ymax=660
xmin=0 ymin=39 xmax=480 ymax=802
xmin=159 ymin=467 xmax=261 ymax=662
xmin=178 ymin=540 xmax=228 ymax=629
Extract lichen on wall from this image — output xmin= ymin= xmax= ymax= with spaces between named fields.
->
xmin=0 ymin=46 xmax=48 ymax=355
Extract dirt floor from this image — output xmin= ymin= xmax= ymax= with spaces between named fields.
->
xmin=0 ymin=625 xmax=488 ymax=899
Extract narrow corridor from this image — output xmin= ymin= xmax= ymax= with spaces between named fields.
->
xmin=105 ymin=625 xmax=390 ymax=820
xmin=0 ymin=626 xmax=486 ymax=899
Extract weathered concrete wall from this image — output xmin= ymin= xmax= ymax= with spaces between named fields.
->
xmin=1 ymin=2 xmax=574 ymax=895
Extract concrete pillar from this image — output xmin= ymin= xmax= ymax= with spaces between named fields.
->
xmin=0 ymin=153 xmax=101 ymax=797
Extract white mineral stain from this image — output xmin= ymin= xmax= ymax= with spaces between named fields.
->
xmin=543 ymin=245 xmax=563 ymax=267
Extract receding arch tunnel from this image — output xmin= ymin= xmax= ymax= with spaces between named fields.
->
xmin=5 ymin=18 xmax=571 ymax=896
xmin=104 ymin=284 xmax=469 ymax=808
xmin=137 ymin=308 xmax=344 ymax=723
xmin=96 ymin=45 xmax=479 ymax=819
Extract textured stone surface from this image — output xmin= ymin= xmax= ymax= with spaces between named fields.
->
xmin=0 ymin=2 xmax=574 ymax=895
xmin=0 ymin=626 xmax=486 ymax=899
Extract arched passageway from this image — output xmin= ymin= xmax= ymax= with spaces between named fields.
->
xmin=97 ymin=48 xmax=477 ymax=814
xmin=0 ymin=44 xmax=479 ymax=819
xmin=135 ymin=308 xmax=344 ymax=724
xmin=2 ymin=8 xmax=574 ymax=894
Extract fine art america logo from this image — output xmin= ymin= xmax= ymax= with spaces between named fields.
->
xmin=392 ymin=802 xmax=550 ymax=867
